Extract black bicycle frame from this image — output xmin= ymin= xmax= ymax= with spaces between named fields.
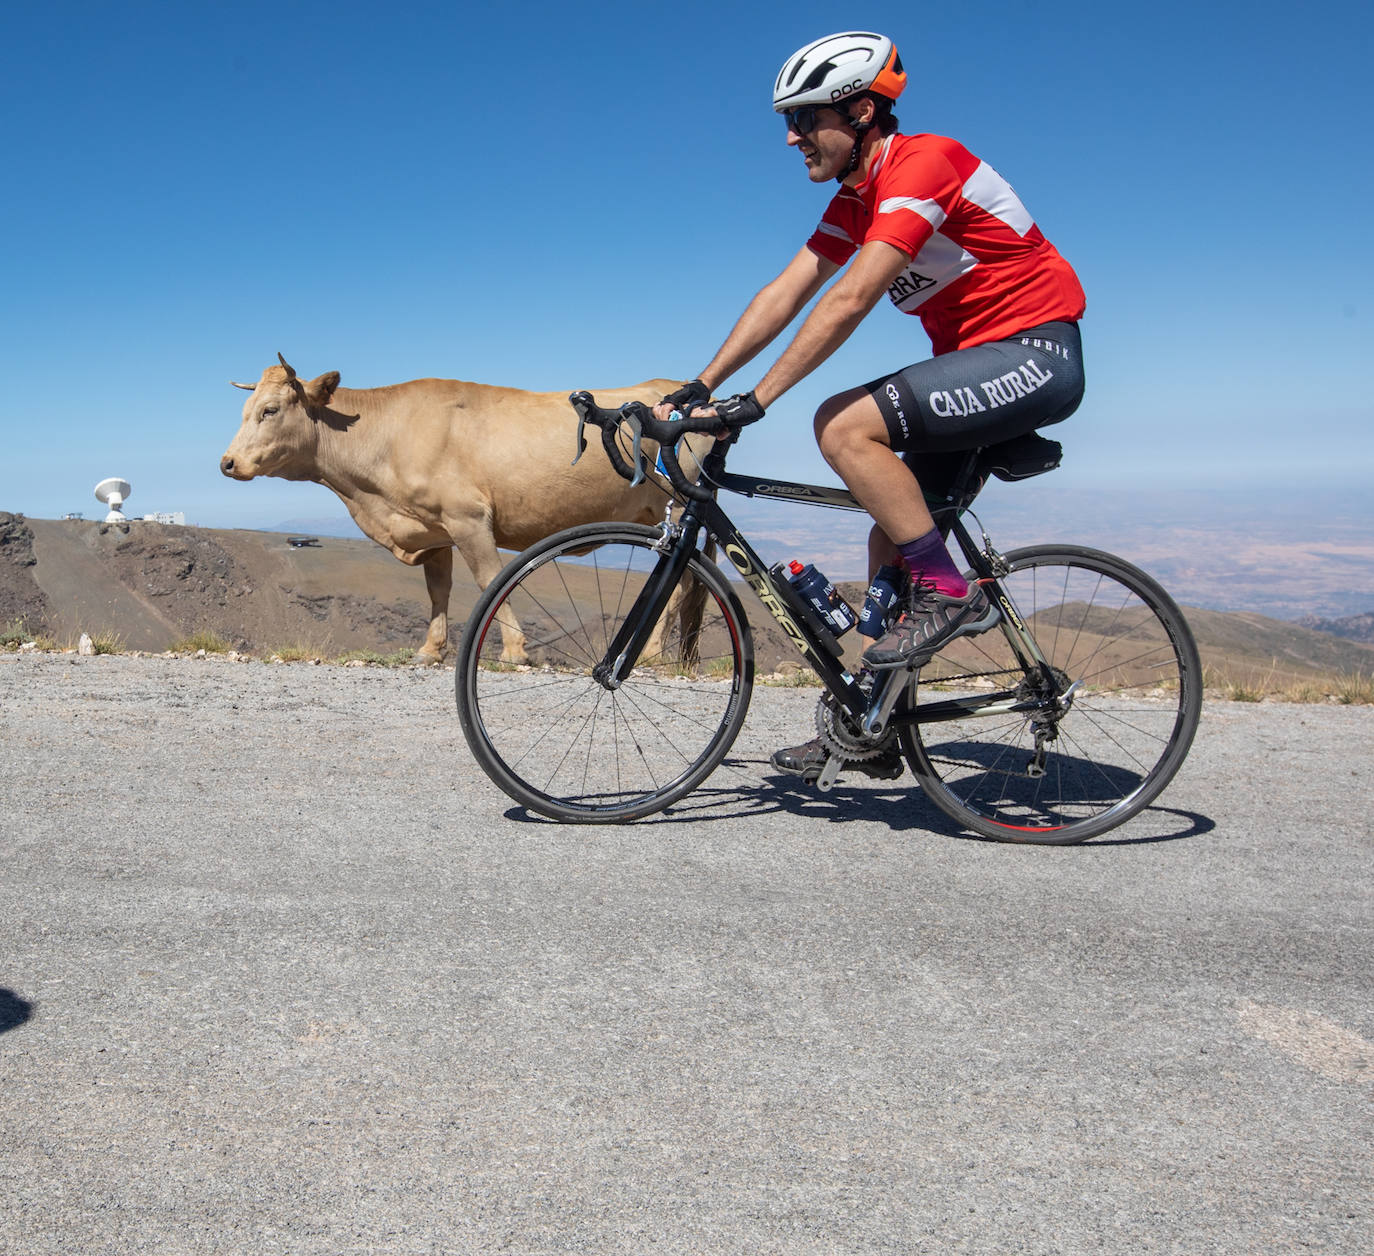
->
xmin=709 ymin=465 xmax=1055 ymax=723
xmin=594 ymin=456 xmax=1057 ymax=728
xmin=593 ymin=482 xmax=870 ymax=712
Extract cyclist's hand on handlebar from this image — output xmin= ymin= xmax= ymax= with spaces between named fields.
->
xmin=696 ymin=390 xmax=765 ymax=428
xmin=649 ymin=386 xmax=765 ymax=434
xmin=660 ymin=378 xmax=711 ymax=412
xmin=653 ymin=378 xmax=709 ymax=424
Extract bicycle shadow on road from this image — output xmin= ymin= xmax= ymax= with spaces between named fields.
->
xmin=734 ymin=769 xmax=1215 ymax=846
xmin=501 ymin=756 xmax=1215 ymax=846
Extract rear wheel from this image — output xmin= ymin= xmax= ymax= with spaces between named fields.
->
xmin=456 ymin=524 xmax=753 ymax=822
xmin=900 ymin=545 xmax=1201 ymax=843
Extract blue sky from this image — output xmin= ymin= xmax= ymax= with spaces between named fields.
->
xmin=2 ymin=0 xmax=1370 ymax=539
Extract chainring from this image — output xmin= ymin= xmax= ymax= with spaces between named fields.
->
xmin=814 ymin=692 xmax=895 ymax=763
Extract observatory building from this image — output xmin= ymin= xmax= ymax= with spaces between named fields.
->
xmin=94 ymin=478 xmax=131 ymax=523
xmin=90 ymin=480 xmax=184 ymax=525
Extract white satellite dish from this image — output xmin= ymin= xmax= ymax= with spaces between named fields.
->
xmin=94 ymin=477 xmax=132 ymax=522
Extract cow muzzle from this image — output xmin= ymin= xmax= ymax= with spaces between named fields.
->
xmin=220 ymin=453 xmax=252 ymax=479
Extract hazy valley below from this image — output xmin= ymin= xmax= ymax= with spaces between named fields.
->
xmin=263 ymin=474 xmax=1372 ymax=624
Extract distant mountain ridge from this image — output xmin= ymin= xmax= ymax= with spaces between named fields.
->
xmin=1297 ymin=611 xmax=1374 ymax=643
xmin=723 ymin=488 xmax=1374 ymax=623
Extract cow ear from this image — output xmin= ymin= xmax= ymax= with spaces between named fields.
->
xmin=303 ymin=371 xmax=341 ymax=406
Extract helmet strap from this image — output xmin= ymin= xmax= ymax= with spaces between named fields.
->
xmin=838 ymin=113 xmax=875 ymax=181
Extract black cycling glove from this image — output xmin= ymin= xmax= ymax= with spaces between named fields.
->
xmin=661 ymin=378 xmax=711 ymax=412
xmin=710 ymin=391 xmax=766 ymax=427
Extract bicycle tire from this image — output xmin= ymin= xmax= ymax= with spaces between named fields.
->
xmin=899 ymin=545 xmax=1202 ymax=844
xmin=456 ymin=523 xmax=754 ymax=823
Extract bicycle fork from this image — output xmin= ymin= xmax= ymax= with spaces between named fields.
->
xmin=591 ymin=521 xmax=700 ymax=690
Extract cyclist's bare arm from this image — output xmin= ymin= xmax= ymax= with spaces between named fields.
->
xmin=753 ymin=240 xmax=912 ymax=407
xmin=695 ymin=246 xmax=838 ymax=392
xmin=661 ymin=241 xmax=913 ymax=419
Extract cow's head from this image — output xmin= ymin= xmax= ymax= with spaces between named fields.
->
xmin=220 ymin=353 xmax=343 ymax=481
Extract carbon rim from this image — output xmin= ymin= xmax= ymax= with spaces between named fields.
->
xmin=901 ymin=546 xmax=1201 ymax=843
xmin=456 ymin=526 xmax=753 ymax=822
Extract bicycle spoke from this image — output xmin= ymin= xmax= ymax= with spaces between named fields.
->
xmin=904 ymin=546 xmax=1200 ymax=843
xmin=458 ymin=527 xmax=751 ymax=821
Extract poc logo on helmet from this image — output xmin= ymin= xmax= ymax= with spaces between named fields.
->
xmin=831 ymin=79 xmax=864 ymax=101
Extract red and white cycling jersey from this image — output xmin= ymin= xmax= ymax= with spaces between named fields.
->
xmin=807 ymin=133 xmax=1086 ymax=356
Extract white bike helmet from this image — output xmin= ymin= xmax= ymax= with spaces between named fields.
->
xmin=772 ymin=31 xmax=907 ymax=113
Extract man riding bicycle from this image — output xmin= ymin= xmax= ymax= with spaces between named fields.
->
xmin=656 ymin=31 xmax=1086 ymax=782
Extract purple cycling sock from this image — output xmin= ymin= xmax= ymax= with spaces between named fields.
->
xmin=897 ymin=528 xmax=969 ymax=598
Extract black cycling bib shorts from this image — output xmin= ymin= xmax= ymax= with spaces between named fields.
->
xmin=867 ymin=320 xmax=1084 ymax=454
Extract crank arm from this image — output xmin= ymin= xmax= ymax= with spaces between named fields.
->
xmin=861 ymin=670 xmax=910 ymax=739
xmin=815 ymin=754 xmax=845 ymax=793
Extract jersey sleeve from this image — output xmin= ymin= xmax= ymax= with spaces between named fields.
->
xmin=806 ymin=189 xmax=865 ymax=265
xmin=862 ymin=142 xmax=971 ymax=260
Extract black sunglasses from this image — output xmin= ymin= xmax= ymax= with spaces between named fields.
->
xmin=783 ymin=105 xmax=826 ymax=135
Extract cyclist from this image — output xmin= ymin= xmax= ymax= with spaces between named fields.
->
xmin=656 ymin=30 xmax=1086 ymax=782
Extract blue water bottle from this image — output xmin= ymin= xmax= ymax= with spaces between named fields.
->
xmin=787 ymin=560 xmax=857 ymax=637
xmin=858 ymin=564 xmax=904 ymax=638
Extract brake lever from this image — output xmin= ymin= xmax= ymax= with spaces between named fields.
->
xmin=620 ymin=410 xmax=646 ymax=487
xmin=570 ymin=391 xmax=592 ymax=466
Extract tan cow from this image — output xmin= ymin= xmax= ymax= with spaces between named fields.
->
xmin=221 ymin=355 xmax=696 ymax=663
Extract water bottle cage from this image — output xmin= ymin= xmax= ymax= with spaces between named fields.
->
xmin=767 ymin=563 xmax=847 ymax=657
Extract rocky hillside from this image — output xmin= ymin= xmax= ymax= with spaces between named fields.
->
xmin=0 ymin=512 xmax=52 ymax=633
xmin=3 ymin=514 xmax=440 ymax=658
xmin=4 ymin=513 xmax=1373 ymax=683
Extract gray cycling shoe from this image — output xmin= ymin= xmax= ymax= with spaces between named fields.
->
xmin=862 ymin=580 xmax=1000 ymax=670
xmin=770 ymin=736 xmax=905 ymax=782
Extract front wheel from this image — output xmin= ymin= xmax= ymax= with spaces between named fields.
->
xmin=456 ymin=523 xmax=754 ymax=823
xmin=899 ymin=545 xmax=1202 ymax=844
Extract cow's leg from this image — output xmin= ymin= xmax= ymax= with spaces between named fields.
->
xmin=453 ymin=528 xmax=527 ymax=664
xmin=416 ymin=547 xmax=454 ymax=664
xmin=645 ymin=536 xmax=712 ymax=668
xmin=675 ymin=536 xmax=713 ymax=667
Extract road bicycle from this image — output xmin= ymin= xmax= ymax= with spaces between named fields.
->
xmin=455 ymin=393 xmax=1202 ymax=843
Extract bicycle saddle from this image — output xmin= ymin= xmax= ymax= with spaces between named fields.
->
xmin=980 ymin=431 xmax=1063 ymax=482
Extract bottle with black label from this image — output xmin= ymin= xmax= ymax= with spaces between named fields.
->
xmin=857 ymin=564 xmax=904 ymax=638
xmin=786 ymin=560 xmax=857 ymax=637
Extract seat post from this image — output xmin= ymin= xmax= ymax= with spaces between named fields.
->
xmin=925 ymin=448 xmax=987 ymax=539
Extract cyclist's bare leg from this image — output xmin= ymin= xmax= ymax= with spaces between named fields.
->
xmin=815 ymin=385 xmax=995 ymax=672
xmin=813 ymin=387 xmax=934 ymax=545
xmin=868 ymin=524 xmax=901 ymax=580
xmin=810 ymin=398 xmax=923 ymax=579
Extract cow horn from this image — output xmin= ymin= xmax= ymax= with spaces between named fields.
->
xmin=230 ymin=380 xmax=255 ymax=390
xmin=276 ymin=352 xmax=297 ymax=381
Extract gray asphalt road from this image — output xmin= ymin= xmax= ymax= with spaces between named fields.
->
xmin=2 ymin=653 xmax=1371 ymax=1255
